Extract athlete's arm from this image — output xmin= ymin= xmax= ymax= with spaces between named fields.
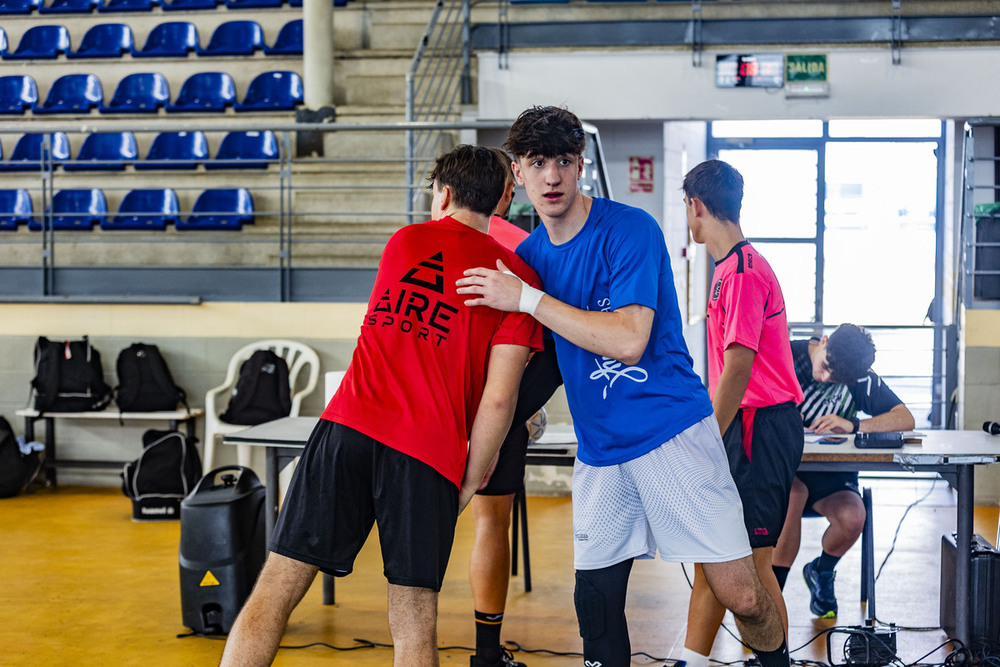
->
xmin=456 ymin=260 xmax=653 ymax=365
xmin=713 ymin=343 xmax=755 ymax=434
xmin=458 ymin=343 xmax=531 ymax=513
xmin=811 ymin=403 xmax=915 ymax=434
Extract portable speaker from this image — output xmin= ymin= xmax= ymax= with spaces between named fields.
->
xmin=940 ymin=533 xmax=1000 ymax=652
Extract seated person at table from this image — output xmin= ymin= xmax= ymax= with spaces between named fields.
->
xmin=772 ymin=323 xmax=915 ymax=618
xmin=219 ymin=145 xmax=543 ymax=667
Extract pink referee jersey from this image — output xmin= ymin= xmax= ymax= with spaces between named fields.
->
xmin=706 ymin=241 xmax=804 ymax=408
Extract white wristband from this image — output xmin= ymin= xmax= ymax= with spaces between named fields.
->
xmin=518 ymin=283 xmax=544 ymax=316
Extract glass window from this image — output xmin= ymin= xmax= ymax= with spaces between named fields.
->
xmin=712 ymin=120 xmax=823 ymax=139
xmin=828 ymin=119 xmax=942 ymax=138
xmin=718 ymin=149 xmax=818 ymax=239
xmin=748 ymin=242 xmax=816 ymax=324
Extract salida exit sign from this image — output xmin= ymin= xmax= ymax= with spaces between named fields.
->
xmin=786 ymin=54 xmax=828 ymax=83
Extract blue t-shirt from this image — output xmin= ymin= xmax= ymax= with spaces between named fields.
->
xmin=517 ymin=197 xmax=713 ymax=466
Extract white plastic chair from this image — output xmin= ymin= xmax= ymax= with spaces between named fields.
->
xmin=203 ymin=339 xmax=320 ymax=471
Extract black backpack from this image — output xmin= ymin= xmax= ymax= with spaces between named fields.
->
xmin=0 ymin=417 xmax=42 ymax=498
xmin=121 ymin=429 xmax=202 ymax=521
xmin=219 ymin=349 xmax=292 ymax=426
xmin=31 ymin=336 xmax=114 ymax=413
xmin=115 ymin=343 xmax=188 ymax=413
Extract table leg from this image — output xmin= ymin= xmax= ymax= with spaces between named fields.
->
xmin=955 ymin=464 xmax=973 ymax=648
xmin=44 ymin=417 xmax=56 ymax=486
xmin=264 ymin=446 xmax=279 ymax=540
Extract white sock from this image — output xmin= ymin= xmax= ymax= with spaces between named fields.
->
xmin=681 ymin=647 xmax=710 ymax=667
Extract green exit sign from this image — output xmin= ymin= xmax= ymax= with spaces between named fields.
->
xmin=786 ymin=54 xmax=828 ymax=83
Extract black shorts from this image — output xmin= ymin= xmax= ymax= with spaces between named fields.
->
xmin=722 ymin=402 xmax=804 ymax=548
xmin=478 ymin=337 xmax=563 ymax=496
xmin=270 ymin=420 xmax=459 ymax=591
xmin=797 ymin=471 xmax=861 ymax=514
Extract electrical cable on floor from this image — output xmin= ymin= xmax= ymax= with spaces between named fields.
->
xmin=874 ymin=479 xmax=939 ymax=584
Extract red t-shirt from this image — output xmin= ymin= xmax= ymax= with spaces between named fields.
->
xmin=322 ymin=216 xmax=543 ymax=487
xmin=488 ymin=215 xmax=529 ymax=251
xmin=707 ymin=241 xmax=804 ymax=408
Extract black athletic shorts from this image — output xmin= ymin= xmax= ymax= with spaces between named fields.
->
xmin=797 ymin=471 xmax=861 ymax=514
xmin=270 ymin=420 xmax=459 ymax=591
xmin=478 ymin=336 xmax=563 ymax=496
xmin=722 ymin=402 xmax=804 ymax=548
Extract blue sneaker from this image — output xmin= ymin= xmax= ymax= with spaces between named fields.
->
xmin=802 ymin=557 xmax=837 ymax=618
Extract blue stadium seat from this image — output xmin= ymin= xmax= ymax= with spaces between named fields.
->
xmin=177 ymin=188 xmax=253 ymax=230
xmin=133 ymin=21 xmax=198 ymax=57
xmin=167 ymin=72 xmax=236 ymax=112
xmin=4 ymin=25 xmax=71 ymax=59
xmin=135 ymin=130 xmax=208 ymax=170
xmin=234 ymin=71 xmax=303 ymax=112
xmin=30 ymin=188 xmax=106 ymax=230
xmin=0 ymin=132 xmax=70 ymax=171
xmin=0 ymin=75 xmax=39 ymax=114
xmin=207 ymin=130 xmax=278 ymax=170
xmin=64 ymin=131 xmax=138 ymax=171
xmin=0 ymin=27 xmax=7 ymax=54
xmin=98 ymin=0 xmax=157 ymax=11
xmin=199 ymin=20 xmax=263 ymax=56
xmin=68 ymin=23 xmax=134 ymax=58
xmin=103 ymin=188 xmax=179 ymax=230
xmin=289 ymin=0 xmax=348 ymax=7
xmin=0 ymin=0 xmax=41 ymax=13
xmin=263 ymin=19 xmax=302 ymax=55
xmin=101 ymin=72 xmax=169 ymax=113
xmin=225 ymin=0 xmax=281 ymax=9
xmin=35 ymin=73 xmax=103 ymax=114
xmin=39 ymin=0 xmax=96 ymax=12
xmin=160 ymin=0 xmax=216 ymax=11
xmin=0 ymin=189 xmax=32 ymax=230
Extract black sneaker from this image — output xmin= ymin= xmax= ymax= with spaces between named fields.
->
xmin=802 ymin=557 xmax=837 ymax=618
xmin=470 ymin=647 xmax=526 ymax=667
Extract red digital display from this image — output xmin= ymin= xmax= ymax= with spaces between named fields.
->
xmin=716 ymin=54 xmax=784 ymax=89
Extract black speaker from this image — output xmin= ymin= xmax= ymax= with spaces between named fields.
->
xmin=179 ymin=466 xmax=267 ymax=635
xmin=940 ymin=533 xmax=1000 ymax=652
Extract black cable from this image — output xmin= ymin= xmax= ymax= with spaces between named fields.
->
xmin=177 ymin=631 xmax=390 ymax=651
xmin=874 ymin=479 xmax=939 ymax=583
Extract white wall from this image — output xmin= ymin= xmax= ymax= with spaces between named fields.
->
xmin=478 ymin=46 xmax=1000 ymax=121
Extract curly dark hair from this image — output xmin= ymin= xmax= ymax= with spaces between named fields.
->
xmin=503 ymin=106 xmax=586 ymax=159
xmin=427 ymin=144 xmax=507 ymax=216
xmin=825 ymin=323 xmax=876 ymax=384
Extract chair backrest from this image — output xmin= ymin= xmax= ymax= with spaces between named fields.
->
xmin=207 ymin=130 xmax=278 ymax=169
xmin=69 ymin=23 xmax=133 ymax=57
xmin=0 ymin=27 xmax=7 ymax=52
xmin=64 ymin=131 xmax=137 ymax=171
xmin=44 ymin=188 xmax=107 ymax=229
xmin=0 ymin=188 xmax=33 ymax=230
xmin=8 ymin=24 xmax=71 ymax=59
xmin=0 ymin=75 xmax=39 ymax=114
xmin=0 ymin=132 xmax=70 ymax=171
xmin=39 ymin=0 xmax=95 ymax=13
xmin=0 ymin=0 xmax=42 ymax=14
xmin=160 ymin=0 xmax=216 ymax=11
xmin=219 ymin=340 xmax=320 ymax=417
xmin=235 ymin=71 xmax=303 ymax=111
xmin=102 ymin=72 xmax=169 ymax=113
xmin=169 ymin=72 xmax=236 ymax=112
xmin=225 ymin=0 xmax=282 ymax=9
xmin=97 ymin=0 xmax=157 ymax=12
xmin=199 ymin=20 xmax=263 ymax=56
xmin=38 ymin=73 xmax=103 ymax=113
xmin=103 ymin=188 xmax=179 ymax=230
xmin=178 ymin=187 xmax=253 ymax=229
xmin=136 ymin=130 xmax=207 ymax=170
xmin=133 ymin=21 xmax=198 ymax=57
xmin=263 ymin=19 xmax=302 ymax=55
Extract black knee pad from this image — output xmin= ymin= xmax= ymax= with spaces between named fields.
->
xmin=574 ymin=570 xmax=606 ymax=641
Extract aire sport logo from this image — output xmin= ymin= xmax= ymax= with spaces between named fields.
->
xmin=365 ymin=251 xmax=460 ymax=347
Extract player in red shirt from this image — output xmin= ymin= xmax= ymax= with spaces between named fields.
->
xmin=220 ymin=145 xmax=543 ymax=667
xmin=682 ymin=159 xmax=804 ymax=667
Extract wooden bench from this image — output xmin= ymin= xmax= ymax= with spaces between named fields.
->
xmin=16 ymin=407 xmax=204 ymax=486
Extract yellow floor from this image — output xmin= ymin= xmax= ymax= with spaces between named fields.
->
xmin=0 ymin=478 xmax=995 ymax=666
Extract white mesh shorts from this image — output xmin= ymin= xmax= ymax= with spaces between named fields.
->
xmin=572 ymin=415 xmax=752 ymax=570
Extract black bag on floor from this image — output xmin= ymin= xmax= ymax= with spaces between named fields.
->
xmin=219 ymin=349 xmax=291 ymax=426
xmin=115 ymin=343 xmax=188 ymax=413
xmin=0 ymin=417 xmax=42 ymax=498
xmin=121 ymin=429 xmax=202 ymax=521
xmin=31 ymin=336 xmax=113 ymax=413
